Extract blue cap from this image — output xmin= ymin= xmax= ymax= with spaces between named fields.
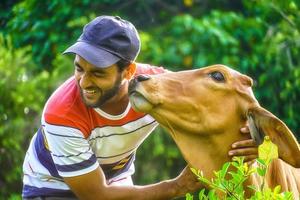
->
xmin=64 ymin=16 xmax=140 ymax=68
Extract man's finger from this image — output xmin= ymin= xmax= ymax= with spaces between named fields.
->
xmin=232 ymin=139 xmax=256 ymax=148
xmin=229 ymin=147 xmax=258 ymax=157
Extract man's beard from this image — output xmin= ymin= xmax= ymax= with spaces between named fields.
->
xmin=80 ymin=74 xmax=122 ymax=108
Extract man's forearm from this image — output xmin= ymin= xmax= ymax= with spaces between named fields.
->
xmin=104 ymin=179 xmax=179 ymax=200
xmin=65 ymin=166 xmax=200 ymax=200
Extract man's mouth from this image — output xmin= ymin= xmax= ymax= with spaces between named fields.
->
xmin=82 ymin=89 xmax=99 ymax=99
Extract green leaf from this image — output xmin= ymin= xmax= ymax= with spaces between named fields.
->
xmin=185 ymin=193 xmax=194 ymax=200
xmin=247 ymin=185 xmax=258 ymax=192
xmin=198 ymin=189 xmax=207 ymax=200
xmin=207 ymin=190 xmax=218 ymax=200
xmin=190 ymin=168 xmax=199 ymax=176
xmin=256 ymin=158 xmax=266 ymax=166
xmin=220 ymin=162 xmax=231 ymax=179
xmin=257 ymin=167 xmax=266 ymax=176
xmin=258 ymin=136 xmax=279 ymax=164
xmin=273 ymin=185 xmax=282 ymax=194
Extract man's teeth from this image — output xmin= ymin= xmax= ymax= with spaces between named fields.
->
xmin=85 ymin=90 xmax=96 ymax=94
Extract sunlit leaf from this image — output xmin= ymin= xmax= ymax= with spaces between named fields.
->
xmin=258 ymin=136 xmax=279 ymax=164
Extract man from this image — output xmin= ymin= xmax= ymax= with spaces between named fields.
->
xmin=22 ymin=16 xmax=258 ymax=199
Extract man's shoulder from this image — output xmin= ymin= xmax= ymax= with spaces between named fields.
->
xmin=43 ymin=77 xmax=89 ymax=127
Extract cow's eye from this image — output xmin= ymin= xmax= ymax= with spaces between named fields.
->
xmin=209 ymin=71 xmax=225 ymax=82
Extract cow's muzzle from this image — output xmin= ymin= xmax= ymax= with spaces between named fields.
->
xmin=128 ymin=75 xmax=154 ymax=112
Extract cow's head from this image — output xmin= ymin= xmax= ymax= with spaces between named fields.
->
xmin=129 ymin=64 xmax=299 ymax=178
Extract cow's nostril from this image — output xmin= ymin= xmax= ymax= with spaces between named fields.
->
xmin=136 ymin=74 xmax=150 ymax=82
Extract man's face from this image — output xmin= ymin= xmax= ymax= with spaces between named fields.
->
xmin=74 ymin=55 xmax=123 ymax=108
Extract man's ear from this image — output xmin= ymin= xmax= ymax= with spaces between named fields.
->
xmin=123 ymin=62 xmax=137 ymax=80
xmin=247 ymin=106 xmax=300 ymax=168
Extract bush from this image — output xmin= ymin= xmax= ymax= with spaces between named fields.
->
xmin=186 ymin=137 xmax=295 ymax=200
xmin=187 ymin=157 xmax=294 ymax=200
xmin=0 ymin=34 xmax=73 ymax=199
xmin=0 ymin=34 xmax=48 ymax=198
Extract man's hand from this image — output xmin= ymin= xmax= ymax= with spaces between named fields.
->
xmin=228 ymin=126 xmax=258 ymax=164
xmin=171 ymin=166 xmax=203 ymax=197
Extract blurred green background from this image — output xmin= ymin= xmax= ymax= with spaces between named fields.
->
xmin=0 ymin=0 xmax=299 ymax=199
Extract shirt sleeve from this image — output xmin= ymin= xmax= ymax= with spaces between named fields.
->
xmin=42 ymin=121 xmax=99 ymax=177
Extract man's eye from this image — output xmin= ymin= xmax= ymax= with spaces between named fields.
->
xmin=75 ymin=66 xmax=83 ymax=72
xmin=209 ymin=71 xmax=225 ymax=82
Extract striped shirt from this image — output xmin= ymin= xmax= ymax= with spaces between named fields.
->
xmin=22 ymin=63 xmax=164 ymax=198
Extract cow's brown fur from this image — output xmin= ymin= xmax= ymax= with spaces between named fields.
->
xmin=129 ymin=64 xmax=300 ymax=199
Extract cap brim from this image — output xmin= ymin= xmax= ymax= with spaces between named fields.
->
xmin=63 ymin=41 xmax=121 ymax=68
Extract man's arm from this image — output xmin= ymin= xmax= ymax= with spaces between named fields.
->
xmin=64 ymin=165 xmax=202 ymax=200
xmin=43 ymin=117 xmax=201 ymax=199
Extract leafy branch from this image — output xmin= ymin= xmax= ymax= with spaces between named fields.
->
xmin=186 ymin=137 xmax=294 ymax=200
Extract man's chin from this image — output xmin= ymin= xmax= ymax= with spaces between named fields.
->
xmin=82 ymin=97 xmax=101 ymax=108
xmin=80 ymin=85 xmax=119 ymax=108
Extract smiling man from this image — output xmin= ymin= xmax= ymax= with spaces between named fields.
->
xmin=22 ymin=16 xmax=258 ymax=200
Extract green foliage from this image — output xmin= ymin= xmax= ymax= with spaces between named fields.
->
xmin=138 ymin=11 xmax=266 ymax=70
xmin=187 ymin=157 xmax=294 ymax=200
xmin=185 ymin=135 xmax=294 ymax=199
xmin=5 ymin=0 xmax=96 ymax=71
xmin=0 ymin=34 xmax=47 ymax=198
xmin=0 ymin=34 xmax=73 ymax=199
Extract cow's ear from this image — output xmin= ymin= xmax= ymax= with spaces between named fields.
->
xmin=247 ymin=106 xmax=300 ymax=168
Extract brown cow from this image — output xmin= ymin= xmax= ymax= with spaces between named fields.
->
xmin=128 ymin=64 xmax=300 ymax=199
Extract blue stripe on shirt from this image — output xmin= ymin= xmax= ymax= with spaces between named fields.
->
xmin=55 ymin=154 xmax=97 ymax=172
xmin=34 ymin=127 xmax=61 ymax=178
xmin=22 ymin=184 xmax=76 ymax=198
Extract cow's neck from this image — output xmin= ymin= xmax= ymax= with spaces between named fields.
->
xmin=164 ymin=124 xmax=248 ymax=179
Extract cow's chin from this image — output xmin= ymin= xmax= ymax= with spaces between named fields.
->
xmin=129 ymin=92 xmax=154 ymax=112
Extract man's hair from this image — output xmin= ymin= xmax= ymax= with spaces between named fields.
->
xmin=116 ymin=59 xmax=131 ymax=72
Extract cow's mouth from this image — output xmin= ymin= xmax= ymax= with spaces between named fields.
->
xmin=129 ymin=91 xmax=154 ymax=112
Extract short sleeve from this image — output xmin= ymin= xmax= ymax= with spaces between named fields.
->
xmin=43 ymin=122 xmax=99 ymax=177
